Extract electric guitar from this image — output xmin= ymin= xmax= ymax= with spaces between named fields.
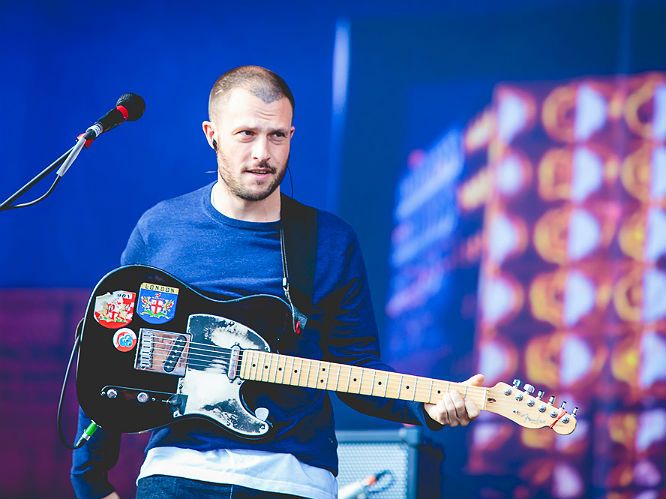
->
xmin=76 ymin=265 xmax=578 ymax=437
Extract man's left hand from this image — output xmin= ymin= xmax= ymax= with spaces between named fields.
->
xmin=424 ymin=374 xmax=485 ymax=427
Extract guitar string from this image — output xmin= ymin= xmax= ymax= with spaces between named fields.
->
xmin=143 ymin=343 xmax=483 ymax=393
xmin=140 ymin=346 xmax=489 ymax=400
xmin=137 ymin=339 xmax=548 ymax=397
xmin=132 ymin=352 xmax=571 ymax=424
xmin=143 ymin=343 xmax=235 ymax=358
xmin=137 ymin=334 xmax=278 ymax=352
xmin=135 ymin=359 xmax=532 ymax=415
xmin=118 ymin=337 xmax=571 ymax=425
xmin=136 ymin=342 xmax=561 ymax=414
xmin=137 ymin=337 xmax=234 ymax=353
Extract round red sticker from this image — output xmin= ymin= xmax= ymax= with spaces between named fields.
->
xmin=113 ymin=328 xmax=137 ymax=352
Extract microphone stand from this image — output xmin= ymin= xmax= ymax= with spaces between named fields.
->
xmin=0 ymin=135 xmax=87 ymax=211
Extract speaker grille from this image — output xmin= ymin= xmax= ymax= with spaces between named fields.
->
xmin=336 ymin=428 xmax=445 ymax=498
xmin=337 ymin=441 xmax=411 ymax=498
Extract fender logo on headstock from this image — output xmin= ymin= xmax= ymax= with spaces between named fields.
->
xmin=513 ymin=409 xmax=546 ymax=426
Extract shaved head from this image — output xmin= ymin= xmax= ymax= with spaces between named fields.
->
xmin=208 ymin=65 xmax=295 ymax=121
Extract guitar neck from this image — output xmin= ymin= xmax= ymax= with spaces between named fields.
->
xmin=240 ymin=350 xmax=487 ymax=409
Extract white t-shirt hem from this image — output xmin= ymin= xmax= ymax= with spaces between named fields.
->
xmin=137 ymin=447 xmax=337 ymax=499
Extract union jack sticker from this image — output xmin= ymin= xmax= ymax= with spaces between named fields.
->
xmin=94 ymin=290 xmax=137 ymax=329
xmin=138 ymin=283 xmax=179 ymax=324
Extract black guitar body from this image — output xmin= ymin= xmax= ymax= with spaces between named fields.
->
xmin=76 ymin=265 xmax=293 ymax=436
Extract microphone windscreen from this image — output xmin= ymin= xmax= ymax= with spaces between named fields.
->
xmin=116 ymin=93 xmax=146 ymax=121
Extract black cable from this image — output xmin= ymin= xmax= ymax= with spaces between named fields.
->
xmin=57 ymin=319 xmax=85 ymax=450
xmin=0 ymin=144 xmax=74 ymax=211
xmin=368 ymin=470 xmax=395 ymax=495
xmin=1 ymin=176 xmax=62 ymax=211
xmin=286 ymin=163 xmax=294 ymax=198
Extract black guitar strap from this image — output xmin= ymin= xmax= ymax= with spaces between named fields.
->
xmin=280 ymin=194 xmax=318 ymax=332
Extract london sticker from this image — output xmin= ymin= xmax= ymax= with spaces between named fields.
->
xmin=138 ymin=282 xmax=179 ymax=324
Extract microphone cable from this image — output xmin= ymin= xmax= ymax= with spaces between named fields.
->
xmin=56 ymin=318 xmax=98 ymax=450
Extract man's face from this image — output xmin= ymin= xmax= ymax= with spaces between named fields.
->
xmin=208 ymin=88 xmax=294 ymax=202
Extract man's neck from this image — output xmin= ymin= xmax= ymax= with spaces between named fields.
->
xmin=211 ymin=182 xmax=281 ymax=222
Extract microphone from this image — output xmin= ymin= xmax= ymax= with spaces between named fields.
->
xmin=83 ymin=93 xmax=145 ymax=142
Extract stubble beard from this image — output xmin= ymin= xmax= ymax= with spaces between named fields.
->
xmin=217 ymin=151 xmax=288 ymax=202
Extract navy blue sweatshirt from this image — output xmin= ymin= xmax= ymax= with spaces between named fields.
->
xmin=71 ymin=183 xmax=438 ymax=498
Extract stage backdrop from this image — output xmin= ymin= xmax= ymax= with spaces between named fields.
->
xmin=338 ymin=4 xmax=666 ymax=497
xmin=470 ymin=73 xmax=666 ymax=498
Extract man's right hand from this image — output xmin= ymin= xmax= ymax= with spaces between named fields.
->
xmin=102 ymin=492 xmax=120 ymax=499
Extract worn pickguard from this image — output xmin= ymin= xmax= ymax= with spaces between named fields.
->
xmin=180 ymin=314 xmax=271 ymax=436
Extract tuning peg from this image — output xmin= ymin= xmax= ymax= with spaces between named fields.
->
xmin=512 ymin=379 xmax=521 ymax=388
xmin=523 ymin=384 xmax=535 ymax=395
xmin=559 ymin=401 xmax=567 ymax=410
xmin=548 ymin=395 xmax=556 ymax=405
xmin=572 ymin=407 xmax=579 ymax=416
xmin=537 ymin=390 xmax=544 ymax=400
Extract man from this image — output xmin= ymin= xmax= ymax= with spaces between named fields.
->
xmin=71 ymin=65 xmax=484 ymax=499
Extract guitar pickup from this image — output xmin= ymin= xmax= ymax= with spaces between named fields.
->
xmin=134 ymin=328 xmax=191 ymax=376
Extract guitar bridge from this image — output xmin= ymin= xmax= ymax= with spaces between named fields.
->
xmin=134 ymin=328 xmax=191 ymax=376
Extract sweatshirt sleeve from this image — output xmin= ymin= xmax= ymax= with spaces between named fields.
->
xmin=120 ymin=220 xmax=148 ymax=266
xmin=70 ymin=407 xmax=121 ymax=499
xmin=322 ymin=232 xmax=443 ymax=431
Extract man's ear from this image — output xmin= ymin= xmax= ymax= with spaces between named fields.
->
xmin=202 ymin=121 xmax=217 ymax=151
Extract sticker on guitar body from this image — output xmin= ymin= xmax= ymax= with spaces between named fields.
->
xmin=112 ymin=328 xmax=137 ymax=352
xmin=94 ymin=290 xmax=137 ymax=329
xmin=138 ymin=283 xmax=179 ymax=324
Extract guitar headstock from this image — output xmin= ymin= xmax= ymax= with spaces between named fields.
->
xmin=484 ymin=380 xmax=578 ymax=435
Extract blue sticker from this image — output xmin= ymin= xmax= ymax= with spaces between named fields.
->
xmin=138 ymin=283 xmax=179 ymax=324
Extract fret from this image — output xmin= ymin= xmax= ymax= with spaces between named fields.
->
xmin=249 ymin=350 xmax=260 ymax=381
xmin=311 ymin=360 xmax=319 ymax=388
xmin=276 ymin=355 xmax=286 ymax=384
xmin=340 ymin=364 xmax=352 ymax=393
xmin=253 ymin=351 xmax=260 ymax=381
xmin=359 ymin=368 xmax=374 ymax=395
xmin=328 ymin=363 xmax=341 ymax=391
xmin=400 ymin=375 xmax=417 ymax=401
xmin=349 ymin=366 xmax=362 ymax=394
xmin=240 ymin=349 xmax=251 ymax=379
xmin=301 ymin=360 xmax=312 ymax=388
xmin=293 ymin=358 xmax=303 ymax=386
xmin=428 ymin=378 xmax=434 ymax=404
xmin=285 ymin=356 xmax=295 ymax=385
xmin=414 ymin=377 xmax=430 ymax=403
xmin=431 ymin=381 xmax=446 ymax=404
xmin=268 ymin=353 xmax=279 ymax=383
xmin=397 ymin=374 xmax=404 ymax=399
xmin=374 ymin=370 xmax=389 ymax=397
xmin=385 ymin=372 xmax=401 ymax=399
xmin=261 ymin=351 xmax=271 ymax=382
xmin=318 ymin=361 xmax=331 ymax=389
xmin=305 ymin=359 xmax=317 ymax=388
xmin=260 ymin=352 xmax=271 ymax=382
